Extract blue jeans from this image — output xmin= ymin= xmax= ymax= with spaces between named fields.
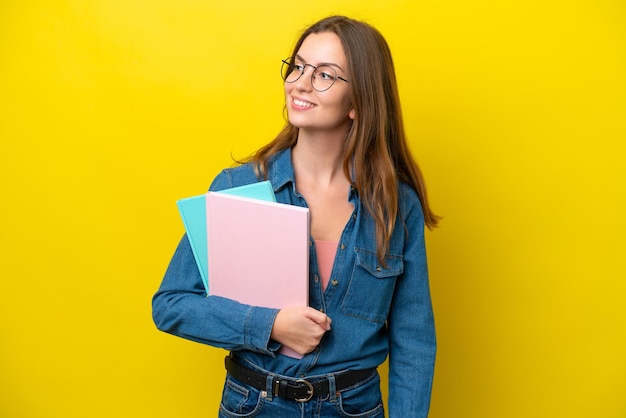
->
xmin=218 ymin=369 xmax=385 ymax=417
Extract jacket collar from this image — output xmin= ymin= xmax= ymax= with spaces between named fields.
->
xmin=267 ymin=147 xmax=296 ymax=194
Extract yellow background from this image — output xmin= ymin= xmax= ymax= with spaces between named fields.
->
xmin=1 ymin=1 xmax=624 ymax=417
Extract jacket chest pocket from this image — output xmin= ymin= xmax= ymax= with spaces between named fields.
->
xmin=341 ymin=248 xmax=404 ymax=323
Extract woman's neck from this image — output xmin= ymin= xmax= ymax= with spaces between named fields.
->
xmin=291 ymin=132 xmax=347 ymax=186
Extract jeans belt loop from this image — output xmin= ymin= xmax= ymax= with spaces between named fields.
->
xmin=327 ymin=373 xmax=338 ymax=401
xmin=272 ymin=379 xmax=280 ymax=397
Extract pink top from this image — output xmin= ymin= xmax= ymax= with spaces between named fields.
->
xmin=314 ymin=240 xmax=338 ymax=291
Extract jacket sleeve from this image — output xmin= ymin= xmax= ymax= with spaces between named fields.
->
xmin=386 ymin=189 xmax=437 ymax=417
xmin=151 ymin=169 xmax=281 ymax=355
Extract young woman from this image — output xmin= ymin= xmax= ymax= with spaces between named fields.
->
xmin=153 ymin=15 xmax=439 ymax=417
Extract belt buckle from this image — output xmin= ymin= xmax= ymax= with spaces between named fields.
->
xmin=294 ymin=379 xmax=314 ymax=402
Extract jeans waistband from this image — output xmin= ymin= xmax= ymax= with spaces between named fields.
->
xmin=224 ymin=355 xmax=376 ymax=403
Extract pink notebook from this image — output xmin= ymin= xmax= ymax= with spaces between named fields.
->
xmin=206 ymin=192 xmax=310 ymax=358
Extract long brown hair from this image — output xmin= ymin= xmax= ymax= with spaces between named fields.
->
xmin=244 ymin=16 xmax=439 ymax=262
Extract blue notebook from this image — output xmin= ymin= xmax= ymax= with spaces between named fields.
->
xmin=176 ymin=181 xmax=276 ymax=294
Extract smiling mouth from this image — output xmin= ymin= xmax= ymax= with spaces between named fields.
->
xmin=293 ymin=98 xmax=316 ymax=109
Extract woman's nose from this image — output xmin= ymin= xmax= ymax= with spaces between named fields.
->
xmin=294 ymin=66 xmax=314 ymax=90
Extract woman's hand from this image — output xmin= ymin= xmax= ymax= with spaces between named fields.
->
xmin=270 ymin=307 xmax=332 ymax=356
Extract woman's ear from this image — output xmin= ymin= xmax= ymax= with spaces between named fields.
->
xmin=349 ymin=108 xmax=355 ymax=120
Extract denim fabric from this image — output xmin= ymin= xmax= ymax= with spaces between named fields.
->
xmin=219 ymin=364 xmax=384 ymax=418
xmin=152 ymin=148 xmax=436 ymax=417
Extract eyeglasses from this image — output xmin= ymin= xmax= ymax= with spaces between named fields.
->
xmin=281 ymin=57 xmax=349 ymax=92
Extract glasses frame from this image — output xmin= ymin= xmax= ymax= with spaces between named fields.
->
xmin=281 ymin=57 xmax=349 ymax=92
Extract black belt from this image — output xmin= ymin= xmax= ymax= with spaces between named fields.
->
xmin=225 ymin=355 xmax=376 ymax=403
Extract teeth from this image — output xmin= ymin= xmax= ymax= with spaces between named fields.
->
xmin=294 ymin=99 xmax=315 ymax=108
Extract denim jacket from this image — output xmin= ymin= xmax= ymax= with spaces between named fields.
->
xmin=152 ymin=148 xmax=436 ymax=417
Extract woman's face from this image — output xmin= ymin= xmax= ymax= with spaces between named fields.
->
xmin=284 ymin=32 xmax=355 ymax=136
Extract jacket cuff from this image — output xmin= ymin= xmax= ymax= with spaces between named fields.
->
xmin=244 ymin=306 xmax=280 ymax=355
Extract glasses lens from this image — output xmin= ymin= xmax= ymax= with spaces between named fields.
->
xmin=312 ymin=65 xmax=337 ymax=91
xmin=281 ymin=58 xmax=302 ymax=82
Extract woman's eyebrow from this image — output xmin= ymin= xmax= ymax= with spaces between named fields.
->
xmin=295 ymin=54 xmax=346 ymax=72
